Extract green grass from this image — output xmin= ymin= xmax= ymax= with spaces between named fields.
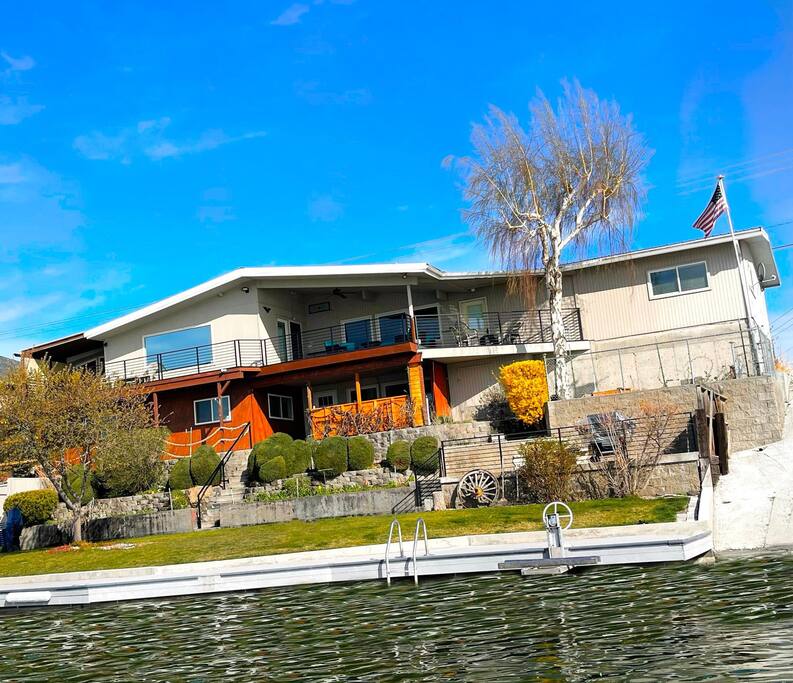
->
xmin=0 ymin=497 xmax=687 ymax=578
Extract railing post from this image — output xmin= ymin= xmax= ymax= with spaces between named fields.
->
xmin=577 ymin=309 xmax=583 ymax=341
xmin=196 ymin=347 xmax=201 ymax=373
xmin=234 ymin=340 xmax=241 ymax=367
xmin=123 ymin=359 xmax=127 ymax=381
xmin=538 ymin=310 xmax=545 ymax=342
xmin=157 ymin=354 xmax=163 ymax=380
xmin=496 ymin=312 xmax=502 ymax=342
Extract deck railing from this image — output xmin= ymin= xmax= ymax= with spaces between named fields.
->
xmin=308 ymin=395 xmax=415 ymax=439
xmin=103 ymin=308 xmax=582 ymax=383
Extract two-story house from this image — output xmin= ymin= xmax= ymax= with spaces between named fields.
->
xmin=23 ymin=228 xmax=779 ymax=452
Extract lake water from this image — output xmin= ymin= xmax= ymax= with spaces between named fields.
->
xmin=2 ymin=554 xmax=793 ymax=681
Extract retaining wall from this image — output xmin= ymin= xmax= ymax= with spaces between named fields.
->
xmin=546 ymin=375 xmax=787 ymax=452
xmin=220 ymin=486 xmax=415 ymax=528
xmin=53 ymin=491 xmax=175 ymax=526
xmin=364 ymin=421 xmax=493 ymax=459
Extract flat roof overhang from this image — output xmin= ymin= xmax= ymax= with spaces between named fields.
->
xmin=23 ymin=333 xmax=104 ymax=364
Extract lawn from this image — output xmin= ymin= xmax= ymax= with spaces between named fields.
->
xmin=0 ymin=497 xmax=687 ymax=578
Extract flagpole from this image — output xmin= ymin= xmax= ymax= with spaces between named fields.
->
xmin=718 ymin=174 xmax=760 ymax=371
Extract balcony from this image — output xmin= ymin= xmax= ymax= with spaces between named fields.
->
xmin=103 ymin=309 xmax=583 ymax=384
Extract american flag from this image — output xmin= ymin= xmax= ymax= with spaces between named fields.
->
xmin=693 ymin=181 xmax=727 ymax=237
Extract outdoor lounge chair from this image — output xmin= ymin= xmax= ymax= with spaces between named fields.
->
xmin=582 ymin=411 xmax=635 ymax=461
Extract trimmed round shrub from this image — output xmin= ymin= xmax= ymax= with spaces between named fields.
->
xmin=411 ymin=436 xmax=440 ymax=474
xmin=313 ymin=436 xmax=348 ymax=478
xmin=347 ymin=436 xmax=375 ymax=471
xmin=190 ymin=445 xmax=222 ymax=487
xmin=168 ymin=457 xmax=193 ymax=490
xmin=3 ymin=489 xmax=58 ymax=526
xmin=66 ymin=464 xmax=96 ymax=504
xmin=385 ymin=440 xmax=411 ymax=473
xmin=259 ymin=456 xmax=287 ymax=484
xmin=288 ymin=439 xmax=313 ymax=475
xmin=251 ymin=433 xmax=294 ymax=482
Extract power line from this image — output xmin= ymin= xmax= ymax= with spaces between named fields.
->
xmin=676 ymin=147 xmax=793 ymax=186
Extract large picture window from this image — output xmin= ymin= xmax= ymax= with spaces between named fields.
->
xmin=145 ymin=325 xmax=212 ymax=371
xmin=193 ymin=395 xmax=231 ymax=425
xmin=648 ymin=262 xmax=709 ymax=299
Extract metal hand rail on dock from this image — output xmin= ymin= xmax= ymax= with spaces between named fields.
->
xmin=384 ymin=519 xmax=404 ymax=586
xmin=411 ymin=518 xmax=429 ymax=585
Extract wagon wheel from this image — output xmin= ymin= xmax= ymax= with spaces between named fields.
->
xmin=458 ymin=469 xmax=500 ymax=507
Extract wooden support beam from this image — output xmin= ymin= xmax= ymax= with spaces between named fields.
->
xmin=306 ymin=382 xmax=313 ymax=410
xmin=354 ymin=372 xmax=362 ymax=408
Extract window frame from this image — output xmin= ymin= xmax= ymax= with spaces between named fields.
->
xmin=193 ymin=395 xmax=231 ymax=426
xmin=267 ymin=393 xmax=294 ymax=421
xmin=143 ymin=324 xmax=213 ymax=371
xmin=348 ymin=385 xmax=379 ymax=403
xmin=647 ymin=261 xmax=710 ymax=300
xmin=313 ymin=390 xmax=338 ymax=409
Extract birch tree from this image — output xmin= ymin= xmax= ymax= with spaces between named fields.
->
xmin=454 ymin=82 xmax=648 ymax=398
xmin=0 ymin=363 xmax=157 ymax=541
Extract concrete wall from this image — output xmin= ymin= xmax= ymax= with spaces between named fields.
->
xmin=219 ymin=486 xmax=415 ymax=527
xmin=546 ymin=375 xmax=787 ymax=452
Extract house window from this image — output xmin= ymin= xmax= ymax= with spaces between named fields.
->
xmin=383 ymin=382 xmax=409 ymax=398
xmin=268 ymin=393 xmax=294 ymax=421
xmin=377 ymin=312 xmax=409 ymax=345
xmin=314 ymin=391 xmax=337 ymax=408
xmin=145 ymin=325 xmax=212 ymax=371
xmin=349 ymin=386 xmax=379 ymax=402
xmin=194 ymin=395 xmax=231 ymax=425
xmin=648 ymin=262 xmax=709 ymax=299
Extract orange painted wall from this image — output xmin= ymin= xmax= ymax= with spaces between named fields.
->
xmin=407 ymin=362 xmax=425 ymax=426
xmin=430 ymin=361 xmax=451 ymax=418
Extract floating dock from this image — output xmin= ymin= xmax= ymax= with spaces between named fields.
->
xmin=0 ymin=520 xmax=712 ymax=608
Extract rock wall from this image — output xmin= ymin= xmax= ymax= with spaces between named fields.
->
xmin=546 ymin=375 xmax=787 ymax=452
xmin=52 ymin=491 xmax=176 ymax=526
xmin=363 ymin=421 xmax=493 ymax=459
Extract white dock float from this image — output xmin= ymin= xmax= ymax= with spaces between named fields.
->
xmin=0 ymin=521 xmax=712 ymax=609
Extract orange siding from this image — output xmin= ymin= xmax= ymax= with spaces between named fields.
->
xmin=407 ymin=362 xmax=425 ymax=426
xmin=430 ymin=361 xmax=451 ymax=418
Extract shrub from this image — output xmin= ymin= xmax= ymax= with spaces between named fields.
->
xmin=411 ymin=436 xmax=440 ymax=474
xmin=251 ymin=433 xmax=294 ymax=481
xmin=313 ymin=436 xmax=348 ymax=478
xmin=347 ymin=436 xmax=375 ymax=471
xmin=169 ymin=489 xmax=189 ymax=510
xmin=189 ymin=445 xmax=222 ymax=487
xmin=3 ymin=489 xmax=58 ymax=526
xmin=516 ymin=439 xmax=578 ymax=502
xmin=259 ymin=456 xmax=287 ymax=484
xmin=282 ymin=475 xmax=312 ymax=498
xmin=499 ymin=360 xmax=548 ymax=427
xmin=385 ymin=440 xmax=411 ymax=473
xmin=66 ymin=464 xmax=96 ymax=504
xmin=94 ymin=427 xmax=168 ymax=498
xmin=168 ymin=457 xmax=193 ymax=490
xmin=288 ymin=439 xmax=313 ymax=475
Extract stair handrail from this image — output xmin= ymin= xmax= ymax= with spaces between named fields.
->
xmin=195 ymin=422 xmax=251 ymax=529
xmin=384 ymin=518 xmax=404 ymax=586
xmin=410 ymin=518 xmax=429 ymax=585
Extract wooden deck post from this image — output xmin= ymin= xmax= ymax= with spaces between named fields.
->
xmin=152 ymin=391 xmax=160 ymax=427
xmin=406 ymin=362 xmax=425 ymax=427
xmin=354 ymin=373 xmax=362 ymax=410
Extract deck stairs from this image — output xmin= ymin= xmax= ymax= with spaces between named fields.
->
xmin=199 ymin=449 xmax=251 ymax=527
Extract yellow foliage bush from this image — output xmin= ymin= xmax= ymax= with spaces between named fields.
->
xmin=499 ymin=360 xmax=549 ymax=426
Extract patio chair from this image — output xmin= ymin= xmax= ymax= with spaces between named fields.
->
xmin=582 ymin=412 xmax=635 ymax=461
xmin=448 ymin=321 xmax=480 ymax=347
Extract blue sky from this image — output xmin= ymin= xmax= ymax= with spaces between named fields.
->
xmin=0 ymin=1 xmax=791 ymax=357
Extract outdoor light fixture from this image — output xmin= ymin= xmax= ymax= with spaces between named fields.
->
xmin=241 ymin=286 xmax=250 ymax=294
xmin=402 ymin=273 xmax=407 ymax=279
xmin=262 ymin=306 xmax=271 ymax=313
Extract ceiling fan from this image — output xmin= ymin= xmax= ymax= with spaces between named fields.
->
xmin=332 ymin=288 xmax=347 ymax=299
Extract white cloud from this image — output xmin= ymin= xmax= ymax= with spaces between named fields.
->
xmin=0 ymin=163 xmax=26 ymax=184
xmin=74 ymin=118 xmax=266 ymax=163
xmin=271 ymin=3 xmax=310 ymax=26
xmin=308 ymin=194 xmax=344 ymax=222
xmin=396 ymin=231 xmax=480 ymax=266
xmin=0 ymin=95 xmax=44 ymax=125
xmin=1 ymin=51 xmax=35 ymax=74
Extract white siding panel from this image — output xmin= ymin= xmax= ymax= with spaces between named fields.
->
xmin=447 ymin=355 xmax=529 ymax=421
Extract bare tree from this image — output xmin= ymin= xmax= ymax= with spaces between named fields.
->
xmin=453 ymin=81 xmax=649 ymax=398
xmin=586 ymin=401 xmax=679 ymax=497
xmin=0 ymin=362 xmax=156 ymax=541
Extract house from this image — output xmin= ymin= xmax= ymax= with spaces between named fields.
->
xmin=22 ymin=228 xmax=779 ymax=451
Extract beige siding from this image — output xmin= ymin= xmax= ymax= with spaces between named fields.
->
xmin=572 ymin=243 xmax=746 ymax=341
xmin=447 ymin=355 xmax=529 ymax=421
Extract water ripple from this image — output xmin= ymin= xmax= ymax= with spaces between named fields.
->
xmin=1 ymin=556 xmax=793 ymax=680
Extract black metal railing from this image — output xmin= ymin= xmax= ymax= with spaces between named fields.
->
xmin=103 ymin=308 xmax=582 ymax=383
xmin=195 ymin=422 xmax=251 ymax=529
xmin=414 ymin=309 xmax=582 ymax=348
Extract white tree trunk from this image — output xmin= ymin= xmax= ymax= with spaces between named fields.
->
xmin=546 ymin=252 xmax=572 ymax=399
xmin=72 ymin=511 xmax=83 ymax=543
